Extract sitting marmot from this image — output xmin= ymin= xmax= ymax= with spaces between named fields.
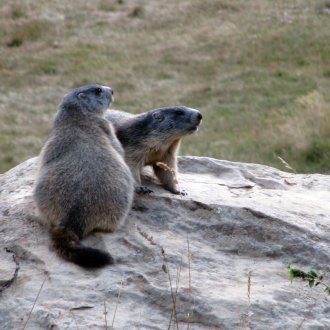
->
xmin=34 ymin=85 xmax=134 ymax=268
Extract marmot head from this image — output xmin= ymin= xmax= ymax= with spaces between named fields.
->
xmin=147 ymin=106 xmax=202 ymax=139
xmin=60 ymin=84 xmax=113 ymax=116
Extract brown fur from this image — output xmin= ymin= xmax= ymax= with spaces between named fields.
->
xmin=34 ymin=85 xmax=134 ymax=268
xmin=105 ymin=106 xmax=202 ymax=194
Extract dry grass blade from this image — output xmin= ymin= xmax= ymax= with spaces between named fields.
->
xmin=168 ymin=257 xmax=183 ymax=330
xmin=135 ymin=224 xmax=180 ymax=328
xmin=162 ymin=249 xmax=179 ymax=330
xmin=277 ymin=155 xmax=296 ymax=173
xmin=187 ymin=234 xmax=191 ymax=293
xmin=111 ymin=281 xmax=123 ymax=328
xmin=104 ymin=299 xmax=108 ymax=330
xmin=247 ymin=271 xmax=252 ymax=304
xmin=155 ymin=162 xmax=178 ymax=184
xmin=296 ymin=317 xmax=307 ymax=330
xmin=23 ymin=271 xmax=49 ymax=330
xmin=136 ymin=224 xmax=157 ymax=246
xmin=186 ymin=234 xmax=192 ymax=329
xmin=238 ymin=270 xmax=253 ymax=330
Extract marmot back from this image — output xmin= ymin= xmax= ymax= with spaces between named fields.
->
xmin=34 ymin=84 xmax=134 ymax=268
xmin=105 ymin=106 xmax=202 ymax=194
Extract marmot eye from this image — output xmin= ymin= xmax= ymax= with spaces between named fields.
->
xmin=95 ymin=88 xmax=103 ymax=95
xmin=175 ymin=110 xmax=184 ymax=116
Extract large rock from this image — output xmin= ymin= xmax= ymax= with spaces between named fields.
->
xmin=0 ymin=156 xmax=330 ymax=329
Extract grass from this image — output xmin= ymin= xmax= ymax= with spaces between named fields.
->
xmin=0 ymin=0 xmax=329 ymax=173
xmin=136 ymin=224 xmax=193 ymax=328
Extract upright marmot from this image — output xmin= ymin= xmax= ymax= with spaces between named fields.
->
xmin=105 ymin=106 xmax=202 ymax=194
xmin=34 ymin=84 xmax=134 ymax=268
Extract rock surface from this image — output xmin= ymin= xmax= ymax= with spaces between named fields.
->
xmin=0 ymin=156 xmax=330 ymax=329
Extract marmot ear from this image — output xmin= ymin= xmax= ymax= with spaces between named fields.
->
xmin=152 ymin=111 xmax=164 ymax=122
xmin=78 ymin=92 xmax=87 ymax=100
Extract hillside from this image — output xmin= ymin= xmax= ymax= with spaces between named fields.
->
xmin=0 ymin=0 xmax=329 ymax=173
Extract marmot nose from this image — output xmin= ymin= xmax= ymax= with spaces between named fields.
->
xmin=109 ymin=88 xmax=114 ymax=96
xmin=197 ymin=112 xmax=203 ymax=121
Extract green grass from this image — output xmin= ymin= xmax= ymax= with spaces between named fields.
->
xmin=0 ymin=0 xmax=330 ymax=174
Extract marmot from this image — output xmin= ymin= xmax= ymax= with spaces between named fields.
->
xmin=34 ymin=84 xmax=134 ymax=268
xmin=105 ymin=106 xmax=202 ymax=194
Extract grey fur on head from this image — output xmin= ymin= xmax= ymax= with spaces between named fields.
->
xmin=60 ymin=84 xmax=113 ymax=115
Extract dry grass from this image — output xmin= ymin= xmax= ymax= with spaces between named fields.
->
xmin=23 ymin=271 xmax=49 ymax=329
xmin=136 ymin=225 xmax=196 ymax=328
xmin=273 ymin=91 xmax=330 ymax=172
xmin=1 ymin=0 xmax=329 ymax=173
